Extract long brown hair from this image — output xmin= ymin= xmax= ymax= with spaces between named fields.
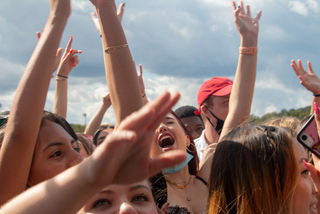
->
xmin=207 ymin=125 xmax=298 ymax=214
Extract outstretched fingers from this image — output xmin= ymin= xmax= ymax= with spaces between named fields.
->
xmin=147 ymin=92 xmax=181 ymax=131
xmin=308 ymin=61 xmax=315 ymax=74
xmin=148 ymin=150 xmax=187 ymax=177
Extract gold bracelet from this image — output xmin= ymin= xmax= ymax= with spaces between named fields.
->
xmin=104 ymin=44 xmax=128 ymax=53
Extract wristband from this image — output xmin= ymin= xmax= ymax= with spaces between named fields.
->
xmin=239 ymin=46 xmax=258 ymax=55
xmin=56 ymin=77 xmax=67 ymax=81
xmin=314 ymin=94 xmax=320 ymax=97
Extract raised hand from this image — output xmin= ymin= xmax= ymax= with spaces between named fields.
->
xmin=138 ymin=64 xmax=146 ymax=96
xmin=90 ymin=3 xmax=125 ymax=35
xmin=81 ymin=92 xmax=186 ymax=188
xmin=56 ymin=36 xmax=82 ymax=77
xmin=232 ymin=1 xmax=261 ymax=45
xmin=103 ymin=93 xmax=112 ymax=106
xmin=291 ymin=60 xmax=320 ymax=95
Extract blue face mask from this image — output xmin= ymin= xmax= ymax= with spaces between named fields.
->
xmin=162 ymin=152 xmax=194 ymax=174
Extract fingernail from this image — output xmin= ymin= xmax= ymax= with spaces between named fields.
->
xmin=317 ymin=170 xmax=320 ymax=176
xmin=123 ymin=2 xmax=125 ymax=6
xmin=71 ymin=36 xmax=73 ymax=39
xmin=314 ymin=102 xmax=319 ymax=115
xmin=303 ymin=160 xmax=310 ymax=171
xmin=69 ymin=49 xmax=74 ymax=54
xmin=73 ymin=64 xmax=76 ymax=67
xmin=79 ymin=50 xmax=82 ymax=53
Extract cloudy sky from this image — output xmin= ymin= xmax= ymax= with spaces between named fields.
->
xmin=1 ymin=0 xmax=319 ymax=125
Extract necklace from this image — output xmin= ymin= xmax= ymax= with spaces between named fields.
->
xmin=166 ymin=175 xmax=192 ymax=189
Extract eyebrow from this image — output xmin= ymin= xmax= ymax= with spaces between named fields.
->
xmin=99 ymin=190 xmax=114 ymax=195
xmin=42 ymin=142 xmax=64 ymax=152
xmin=42 ymin=139 xmax=77 ymax=152
xmin=165 ymin=116 xmax=174 ymax=120
xmin=129 ymin=185 xmax=150 ymax=192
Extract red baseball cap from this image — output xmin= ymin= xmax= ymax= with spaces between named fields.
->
xmin=195 ymin=77 xmax=233 ymax=115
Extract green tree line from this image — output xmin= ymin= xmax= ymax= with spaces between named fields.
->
xmin=70 ymin=105 xmax=312 ymax=133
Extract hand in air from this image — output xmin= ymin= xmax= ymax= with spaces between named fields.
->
xmin=102 ymin=93 xmax=112 ymax=106
xmin=232 ymin=1 xmax=261 ymax=40
xmin=138 ymin=64 xmax=146 ymax=96
xmin=82 ymin=92 xmax=187 ymax=188
xmin=56 ymin=36 xmax=82 ymax=77
xmin=90 ymin=3 xmax=125 ymax=35
xmin=291 ymin=60 xmax=320 ymax=95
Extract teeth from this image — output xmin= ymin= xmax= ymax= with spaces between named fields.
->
xmin=310 ymin=204 xmax=317 ymax=209
xmin=160 ymin=135 xmax=172 ymax=141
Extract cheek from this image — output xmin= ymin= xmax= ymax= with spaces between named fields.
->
xmin=292 ymin=178 xmax=312 ymax=213
xmin=28 ymin=160 xmax=66 ymax=185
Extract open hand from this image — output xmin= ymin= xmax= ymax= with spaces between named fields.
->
xmin=232 ymin=1 xmax=261 ymax=45
xmin=291 ymin=60 xmax=320 ymax=95
xmin=81 ymin=92 xmax=187 ymax=188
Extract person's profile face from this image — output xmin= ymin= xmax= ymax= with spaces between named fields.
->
xmin=181 ymin=116 xmax=204 ymax=140
xmin=96 ymin=128 xmax=114 ymax=147
xmin=292 ymin=138 xmax=318 ymax=214
xmin=28 ymin=120 xmax=83 ymax=186
xmin=78 ymin=180 xmax=157 ymax=214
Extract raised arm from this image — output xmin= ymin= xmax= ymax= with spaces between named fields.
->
xmin=91 ymin=0 xmax=142 ymax=125
xmin=0 ymin=92 xmax=185 ymax=214
xmin=291 ymin=60 xmax=320 ymax=115
xmin=84 ymin=94 xmax=112 ymax=136
xmin=219 ymin=1 xmax=261 ymax=139
xmin=198 ymin=1 xmax=261 ymax=180
xmin=53 ymin=36 xmax=82 ymax=119
xmin=0 ymin=0 xmax=70 ymax=205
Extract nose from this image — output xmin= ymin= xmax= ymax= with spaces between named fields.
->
xmin=118 ymin=202 xmax=138 ymax=214
xmin=67 ymin=150 xmax=84 ymax=168
xmin=158 ymin=124 xmax=168 ymax=133
xmin=190 ymin=130 xmax=200 ymax=140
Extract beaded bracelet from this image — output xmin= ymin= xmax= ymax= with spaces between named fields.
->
xmin=56 ymin=77 xmax=67 ymax=81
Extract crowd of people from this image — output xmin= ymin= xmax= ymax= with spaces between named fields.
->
xmin=0 ymin=0 xmax=319 ymax=213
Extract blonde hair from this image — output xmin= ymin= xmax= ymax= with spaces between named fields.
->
xmin=264 ymin=116 xmax=301 ymax=138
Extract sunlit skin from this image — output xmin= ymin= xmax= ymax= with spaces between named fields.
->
xmin=292 ymin=138 xmax=318 ymax=214
xmin=96 ymin=128 xmax=114 ymax=146
xmin=181 ymin=116 xmax=204 ymax=140
xmin=27 ymin=120 xmax=83 ymax=186
xmin=77 ymin=180 xmax=158 ymax=214
xmin=151 ymin=113 xmax=190 ymax=158
xmin=207 ymin=95 xmax=230 ymax=121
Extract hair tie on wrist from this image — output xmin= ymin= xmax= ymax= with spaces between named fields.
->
xmin=314 ymin=94 xmax=320 ymax=97
xmin=57 ymin=74 xmax=68 ymax=79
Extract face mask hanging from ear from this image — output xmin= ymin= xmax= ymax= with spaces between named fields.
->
xmin=162 ymin=153 xmax=194 ymax=174
xmin=204 ymin=106 xmax=224 ymax=135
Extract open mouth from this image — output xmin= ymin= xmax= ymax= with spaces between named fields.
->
xmin=158 ymin=133 xmax=175 ymax=148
